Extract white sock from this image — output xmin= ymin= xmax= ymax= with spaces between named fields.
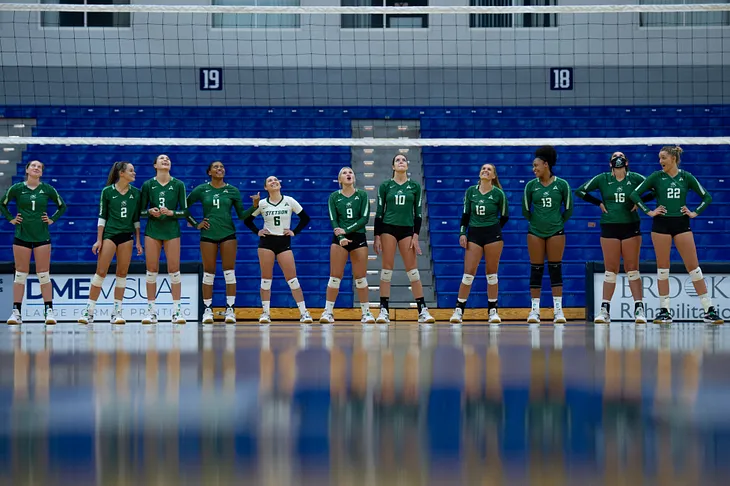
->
xmin=87 ymin=300 xmax=97 ymax=314
xmin=173 ymin=300 xmax=181 ymax=312
xmin=325 ymin=301 xmax=335 ymax=314
xmin=297 ymin=301 xmax=307 ymax=314
xmin=203 ymin=298 xmax=212 ymax=308
xmin=360 ymin=303 xmax=369 ymax=314
xmin=113 ymin=299 xmax=122 ymax=313
xmin=659 ymin=295 xmax=670 ymax=309
xmin=147 ymin=301 xmax=156 ymax=313
xmin=226 ymin=295 xmax=235 ymax=307
xmin=531 ymin=298 xmax=540 ymax=312
xmin=699 ymin=293 xmax=712 ymax=312
xmin=553 ymin=296 xmax=563 ymax=312
xmin=262 ymin=301 xmax=270 ymax=313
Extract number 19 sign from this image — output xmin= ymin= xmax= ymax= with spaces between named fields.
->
xmin=200 ymin=68 xmax=223 ymax=91
xmin=550 ymin=68 xmax=573 ymax=91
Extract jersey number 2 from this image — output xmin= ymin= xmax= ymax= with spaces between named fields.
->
xmin=121 ymin=207 xmax=127 ymax=218
xmin=667 ymin=187 xmax=681 ymax=199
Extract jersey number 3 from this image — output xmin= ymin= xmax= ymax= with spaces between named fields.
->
xmin=159 ymin=196 xmax=166 ymax=208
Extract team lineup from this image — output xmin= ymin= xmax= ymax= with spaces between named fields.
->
xmin=0 ymin=145 xmax=723 ymax=326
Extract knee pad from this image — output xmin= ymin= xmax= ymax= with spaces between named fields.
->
xmin=380 ymin=269 xmax=393 ymax=282
xmin=327 ymin=277 xmax=341 ymax=289
xmin=407 ymin=269 xmax=420 ymax=282
xmin=529 ymin=264 xmax=544 ymax=289
xmin=604 ymin=271 xmax=617 ymax=284
xmin=145 ymin=271 xmax=158 ymax=284
xmin=487 ymin=273 xmax=498 ymax=285
xmin=461 ymin=273 xmax=475 ymax=286
xmin=91 ymin=273 xmax=105 ymax=287
xmin=224 ymin=269 xmax=236 ymax=285
xmin=169 ymin=271 xmax=181 ymax=284
xmin=287 ymin=277 xmax=300 ymax=290
xmin=657 ymin=268 xmax=670 ymax=281
xmin=689 ymin=267 xmax=703 ymax=282
xmin=202 ymin=272 xmax=215 ymax=286
xmin=260 ymin=278 xmax=272 ymax=290
xmin=13 ymin=271 xmax=28 ymax=285
xmin=548 ymin=261 xmax=563 ymax=287
xmin=627 ymin=270 xmax=641 ymax=281
xmin=115 ymin=277 xmax=127 ymax=289
xmin=355 ymin=277 xmax=368 ymax=289
xmin=37 ymin=271 xmax=51 ymax=285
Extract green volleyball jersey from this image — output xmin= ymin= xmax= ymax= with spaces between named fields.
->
xmin=630 ymin=169 xmax=711 ymax=217
xmin=522 ymin=177 xmax=573 ymax=238
xmin=460 ymin=185 xmax=508 ymax=235
xmin=376 ymin=179 xmax=422 ymax=228
xmin=575 ymin=171 xmax=647 ymax=224
xmin=186 ymin=182 xmax=255 ymax=241
xmin=328 ymin=189 xmax=370 ymax=239
xmin=0 ymin=182 xmax=66 ymax=242
xmin=139 ymin=177 xmax=188 ymax=240
xmin=98 ymin=185 xmax=141 ymax=239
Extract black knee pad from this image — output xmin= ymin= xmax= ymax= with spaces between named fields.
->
xmin=548 ymin=261 xmax=563 ymax=287
xmin=530 ymin=264 xmax=544 ymax=289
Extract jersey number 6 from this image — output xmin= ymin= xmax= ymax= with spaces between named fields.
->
xmin=274 ymin=216 xmax=281 ymax=226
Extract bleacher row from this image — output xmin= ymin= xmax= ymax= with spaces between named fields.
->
xmin=1 ymin=104 xmax=728 ymax=310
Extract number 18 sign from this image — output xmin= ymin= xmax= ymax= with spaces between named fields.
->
xmin=200 ymin=68 xmax=223 ymax=91
xmin=550 ymin=68 xmax=573 ymax=91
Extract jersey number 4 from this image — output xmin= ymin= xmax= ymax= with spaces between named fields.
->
xmin=667 ymin=187 xmax=681 ymax=199
xmin=213 ymin=198 xmax=220 ymax=209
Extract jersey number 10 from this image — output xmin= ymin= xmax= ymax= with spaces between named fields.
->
xmin=394 ymin=194 xmax=406 ymax=205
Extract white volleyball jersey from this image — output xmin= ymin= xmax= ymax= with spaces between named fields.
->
xmin=252 ymin=195 xmax=303 ymax=235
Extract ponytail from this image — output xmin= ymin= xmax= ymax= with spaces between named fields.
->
xmin=106 ymin=161 xmax=130 ymax=186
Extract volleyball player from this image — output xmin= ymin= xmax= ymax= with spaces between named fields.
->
xmin=78 ymin=161 xmax=143 ymax=325
xmin=576 ymin=152 xmax=656 ymax=324
xmin=522 ymin=146 xmax=572 ymax=324
xmin=321 ymin=167 xmax=375 ymax=324
xmin=449 ymin=163 xmax=509 ymax=325
xmin=187 ymin=161 xmax=259 ymax=324
xmin=629 ymin=146 xmax=722 ymax=324
xmin=244 ymin=175 xmax=312 ymax=324
xmin=1 ymin=160 xmax=66 ymax=325
xmin=374 ymin=154 xmax=435 ymax=324
xmin=139 ymin=154 xmax=189 ymax=325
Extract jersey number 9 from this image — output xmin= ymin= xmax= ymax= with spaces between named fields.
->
xmin=667 ymin=187 xmax=680 ymax=199
xmin=476 ymin=205 xmax=486 ymax=216
xmin=121 ymin=207 xmax=127 ymax=219
xmin=395 ymin=194 xmax=406 ymax=205
xmin=541 ymin=197 xmax=552 ymax=208
xmin=346 ymin=207 xmax=353 ymax=219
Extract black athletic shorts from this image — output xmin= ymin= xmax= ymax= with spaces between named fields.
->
xmin=528 ymin=228 xmax=565 ymax=240
xmin=201 ymin=233 xmax=237 ymax=245
xmin=259 ymin=235 xmax=292 ymax=255
xmin=466 ymin=224 xmax=503 ymax=247
xmin=332 ymin=232 xmax=368 ymax=252
xmin=652 ymin=216 xmax=691 ymax=237
xmin=601 ymin=222 xmax=641 ymax=240
xmin=13 ymin=238 xmax=50 ymax=249
xmin=380 ymin=224 xmax=413 ymax=242
xmin=106 ymin=233 xmax=133 ymax=246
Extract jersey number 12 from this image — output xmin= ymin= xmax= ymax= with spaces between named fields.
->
xmin=476 ymin=205 xmax=486 ymax=216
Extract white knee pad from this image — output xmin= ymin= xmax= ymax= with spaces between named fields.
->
xmin=657 ymin=268 xmax=670 ymax=281
xmin=327 ymin=277 xmax=341 ymax=289
xmin=627 ymin=270 xmax=641 ymax=281
xmin=260 ymin=278 xmax=272 ymax=290
xmin=380 ymin=269 xmax=393 ymax=282
xmin=287 ymin=277 xmax=300 ymax=290
xmin=689 ymin=267 xmax=703 ymax=282
xmin=407 ymin=269 xmax=420 ymax=282
xmin=355 ymin=277 xmax=368 ymax=289
xmin=604 ymin=271 xmax=617 ymax=284
xmin=37 ymin=271 xmax=51 ymax=285
xmin=202 ymin=272 xmax=215 ymax=286
xmin=14 ymin=271 xmax=28 ymax=284
xmin=169 ymin=271 xmax=181 ymax=284
xmin=91 ymin=273 xmax=105 ymax=287
xmin=487 ymin=273 xmax=498 ymax=285
xmin=115 ymin=276 xmax=127 ymax=289
xmin=461 ymin=274 xmax=475 ymax=286
xmin=145 ymin=271 xmax=158 ymax=284
xmin=224 ymin=269 xmax=236 ymax=285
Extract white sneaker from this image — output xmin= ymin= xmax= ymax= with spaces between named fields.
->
xmin=7 ymin=309 xmax=21 ymax=325
xmin=488 ymin=308 xmax=502 ymax=324
xmin=259 ymin=312 xmax=271 ymax=324
xmin=78 ymin=309 xmax=93 ymax=325
xmin=172 ymin=311 xmax=186 ymax=325
xmin=141 ymin=310 xmax=158 ymax=325
xmin=110 ymin=312 xmax=126 ymax=325
xmin=202 ymin=307 xmax=214 ymax=324
xmin=450 ymin=308 xmax=463 ymax=324
xmin=527 ymin=309 xmax=540 ymax=324
xmin=418 ymin=308 xmax=435 ymax=324
xmin=361 ymin=311 xmax=376 ymax=324
xmin=635 ymin=306 xmax=647 ymax=324
xmin=224 ymin=307 xmax=236 ymax=324
xmin=375 ymin=308 xmax=390 ymax=324
xmin=319 ymin=311 xmax=335 ymax=324
xmin=300 ymin=311 xmax=313 ymax=324
xmin=44 ymin=307 xmax=57 ymax=325
xmin=594 ymin=307 xmax=610 ymax=324
xmin=553 ymin=309 xmax=567 ymax=324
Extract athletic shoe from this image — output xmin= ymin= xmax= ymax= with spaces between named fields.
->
xmin=300 ymin=311 xmax=313 ymax=324
xmin=488 ymin=308 xmax=502 ymax=324
xmin=594 ymin=307 xmax=610 ymax=324
xmin=7 ymin=309 xmax=21 ymax=325
xmin=44 ymin=308 xmax=57 ymax=325
xmin=110 ymin=312 xmax=126 ymax=325
xmin=634 ymin=306 xmax=647 ymax=324
xmin=319 ymin=312 xmax=335 ymax=324
xmin=141 ymin=310 xmax=158 ymax=325
xmin=172 ymin=311 xmax=186 ymax=325
xmin=553 ymin=310 xmax=567 ymax=324
xmin=360 ymin=311 xmax=376 ymax=324
xmin=78 ymin=309 xmax=93 ymax=325
xmin=259 ymin=312 xmax=271 ymax=324
xmin=224 ymin=306 xmax=236 ymax=324
xmin=654 ymin=308 xmax=672 ymax=324
xmin=418 ymin=308 xmax=435 ymax=324
xmin=202 ymin=307 xmax=214 ymax=324
xmin=703 ymin=306 xmax=723 ymax=325
xmin=527 ymin=309 xmax=540 ymax=324
xmin=450 ymin=308 xmax=463 ymax=324
xmin=375 ymin=308 xmax=390 ymax=324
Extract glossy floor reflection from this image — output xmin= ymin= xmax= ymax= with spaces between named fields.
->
xmin=2 ymin=322 xmax=730 ymax=485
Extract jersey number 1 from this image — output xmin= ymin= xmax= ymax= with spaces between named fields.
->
xmin=31 ymin=200 xmax=35 ymax=211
